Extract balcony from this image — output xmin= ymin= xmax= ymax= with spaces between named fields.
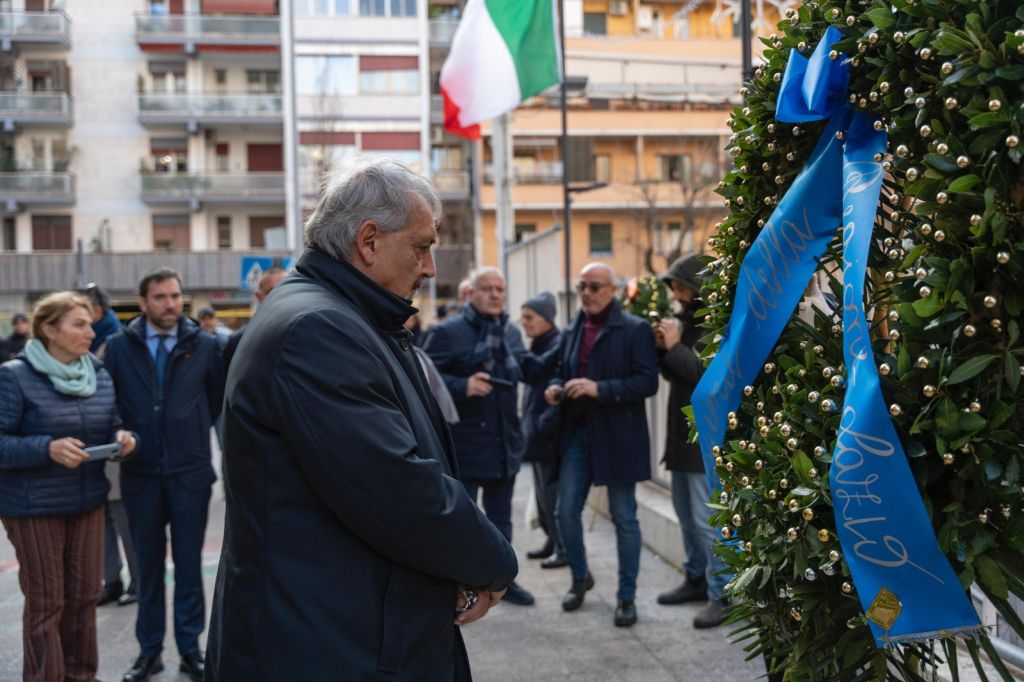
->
xmin=483 ymin=161 xmax=563 ymax=185
xmin=429 ymin=18 xmax=458 ymax=46
xmin=0 ymin=11 xmax=71 ymax=50
xmin=432 ymin=169 xmax=470 ymax=200
xmin=134 ymin=13 xmax=280 ymax=53
xmin=0 ymin=249 xmax=292 ymax=294
xmin=0 ymin=92 xmax=72 ymax=129
xmin=0 ymin=172 xmax=75 ymax=210
xmin=141 ymin=171 xmax=285 ymax=206
xmin=138 ymin=93 xmax=282 ymax=129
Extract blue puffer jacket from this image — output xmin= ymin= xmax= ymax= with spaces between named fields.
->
xmin=0 ymin=357 xmax=122 ymax=517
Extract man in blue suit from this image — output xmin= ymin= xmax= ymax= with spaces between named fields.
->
xmin=544 ymin=263 xmax=659 ymax=627
xmin=103 ymin=268 xmax=224 ymax=682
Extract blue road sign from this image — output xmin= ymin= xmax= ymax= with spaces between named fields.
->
xmin=240 ymin=256 xmax=274 ymax=291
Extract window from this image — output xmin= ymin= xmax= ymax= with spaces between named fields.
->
xmin=658 ymin=221 xmax=682 ymax=253
xmin=249 ymin=216 xmax=285 ymax=249
xmin=298 ymin=132 xmax=358 ymax=197
xmin=583 ymin=12 xmax=607 ymax=35
xmin=359 ymin=56 xmax=418 ymax=95
xmin=215 ymin=143 xmax=229 ymax=172
xmin=246 ymin=69 xmax=280 ymax=94
xmin=150 ymin=138 xmax=188 ymax=173
xmin=31 ymin=215 xmax=71 ymax=251
xmin=2 ymin=217 xmax=15 ymax=251
xmin=296 ymin=0 xmax=351 ymax=15
xmin=360 ymin=0 xmax=385 ymax=15
xmin=390 ymin=0 xmax=415 ymax=16
xmin=514 ymin=223 xmax=536 ymax=243
xmin=588 ymin=223 xmax=612 ymax=256
xmin=594 ymin=154 xmax=611 ymax=184
xmin=659 ymin=154 xmax=692 ymax=183
xmin=431 ymin=146 xmax=463 ymax=172
xmin=295 ymin=56 xmax=357 ymax=96
xmin=216 ymin=216 xmax=231 ymax=250
xmin=152 ymin=214 xmax=189 ymax=251
xmin=150 ymin=61 xmax=187 ymax=94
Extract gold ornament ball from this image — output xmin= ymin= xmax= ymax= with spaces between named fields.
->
xmin=768 ymin=489 xmax=777 ymax=500
xmin=983 ymin=295 xmax=997 ymax=308
xmin=920 ymin=125 xmax=932 ymax=138
xmin=889 ymin=404 xmax=903 ymax=417
xmin=920 ymin=223 xmax=933 ymax=236
xmin=917 ymin=356 xmax=930 ymax=368
xmin=789 ymin=499 xmax=800 ymax=511
xmin=919 ymin=47 xmax=932 ymax=60
xmin=725 ymin=461 xmax=735 ymax=472
xmin=818 ymin=529 xmax=831 ymax=542
xmin=1007 ymin=135 xmax=1020 ymax=149
xmin=940 ymin=62 xmax=954 ymax=75
xmin=715 ymin=456 xmax=724 ymax=467
xmin=808 ymin=391 xmax=820 ymax=403
xmin=969 ymin=401 xmax=982 ymax=413
xmin=934 ymin=231 xmax=945 ymax=242
xmin=802 ymin=508 xmax=814 ymax=521
xmin=991 ymin=319 xmax=1003 ymax=331
xmin=780 ymin=478 xmax=789 ymax=489
xmin=732 ymin=514 xmax=743 ymax=527
xmin=944 ymin=97 xmax=958 ymax=110
xmin=791 ymin=607 xmax=802 ymax=622
xmin=808 ymin=468 xmax=819 ymax=479
xmin=842 ymin=582 xmax=853 ymax=594
xmin=904 ymin=86 xmax=914 ymax=98
xmin=745 ymin=541 xmax=753 ymax=552
xmin=963 ymin=324 xmax=976 ymax=337
xmin=923 ymin=385 xmax=936 ymax=397
xmin=943 ymin=453 xmax=955 ymax=467
xmin=829 ymin=550 xmax=840 ymax=562
xmin=787 ymin=528 xmax=799 ymax=541
xmin=957 ymin=155 xmax=970 ymax=168
xmin=755 ymin=459 xmax=764 ymax=470
xmin=914 ymin=97 xmax=926 ymax=109
xmin=996 ymin=251 xmax=1010 ymax=264
xmin=895 ymin=144 xmax=909 ymax=158
xmin=740 ymin=475 xmax=750 ymax=486
xmin=893 ymin=31 xmax=905 ymax=42
xmin=920 ymin=286 xmax=932 ymax=298
xmin=970 ymin=214 xmax=982 ymax=226
xmin=878 ymin=363 xmax=891 ymax=376
xmin=936 ymin=142 xmax=950 ymax=155
xmin=936 ymin=191 xmax=948 ymax=204
xmin=721 ymin=525 xmax=732 ymax=538
xmin=978 ymin=512 xmax=989 ymax=524
xmin=989 ymin=99 xmax=1002 ymax=112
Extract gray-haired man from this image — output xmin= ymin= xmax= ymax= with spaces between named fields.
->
xmin=207 ymin=160 xmax=517 ymax=680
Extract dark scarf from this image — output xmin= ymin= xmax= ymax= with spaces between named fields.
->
xmin=463 ymin=304 xmax=521 ymax=382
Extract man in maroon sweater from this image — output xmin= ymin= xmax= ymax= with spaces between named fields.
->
xmin=543 ymin=263 xmax=659 ymax=627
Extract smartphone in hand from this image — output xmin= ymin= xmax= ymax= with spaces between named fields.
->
xmin=484 ymin=376 xmax=516 ymax=390
xmin=84 ymin=443 xmax=122 ymax=461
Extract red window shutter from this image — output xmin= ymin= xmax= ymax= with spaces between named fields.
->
xmin=249 ymin=216 xmax=283 ymax=249
xmin=246 ymin=143 xmax=283 ymax=172
xmin=361 ymin=132 xmax=419 ymax=151
xmin=31 ymin=215 xmax=72 ymax=251
xmin=359 ymin=56 xmax=418 ymax=72
xmin=215 ymin=143 xmax=229 ymax=156
xmin=201 ymin=0 xmax=277 ymax=15
xmin=298 ymin=132 xmax=356 ymax=145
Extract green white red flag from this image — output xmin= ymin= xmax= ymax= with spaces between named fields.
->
xmin=439 ymin=0 xmax=561 ymax=140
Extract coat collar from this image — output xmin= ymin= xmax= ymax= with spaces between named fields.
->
xmin=571 ymin=298 xmax=624 ymax=332
xmin=295 ymin=247 xmax=417 ymax=333
xmin=125 ymin=314 xmax=199 ymax=347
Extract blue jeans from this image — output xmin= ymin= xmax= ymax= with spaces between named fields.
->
xmin=463 ymin=476 xmax=516 ymax=542
xmin=556 ymin=427 xmax=641 ymax=601
xmin=671 ymin=471 xmax=728 ymax=600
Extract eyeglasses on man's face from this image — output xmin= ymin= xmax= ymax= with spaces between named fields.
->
xmin=575 ymin=281 xmax=611 ymax=294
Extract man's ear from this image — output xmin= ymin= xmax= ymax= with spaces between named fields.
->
xmin=354 ymin=220 xmax=379 ymax=266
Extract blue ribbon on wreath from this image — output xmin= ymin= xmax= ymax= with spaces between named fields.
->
xmin=692 ymin=26 xmax=980 ymax=645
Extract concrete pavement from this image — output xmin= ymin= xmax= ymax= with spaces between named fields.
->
xmin=0 ymin=468 xmax=764 ymax=681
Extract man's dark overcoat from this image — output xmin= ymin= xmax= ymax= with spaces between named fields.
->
xmin=206 ymin=248 xmax=518 ymax=681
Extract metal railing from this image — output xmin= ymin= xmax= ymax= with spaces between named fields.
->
xmin=483 ymin=162 xmax=564 ymax=184
xmin=0 ymin=91 xmax=71 ymax=119
xmin=134 ymin=13 xmax=280 ymax=44
xmin=0 ymin=172 xmax=74 ymax=201
xmin=432 ymin=169 xmax=469 ymax=197
xmin=429 ymin=18 xmax=458 ymax=44
xmin=0 ymin=10 xmax=70 ymax=44
xmin=140 ymin=172 xmax=285 ymax=201
xmin=138 ymin=93 xmax=282 ymax=119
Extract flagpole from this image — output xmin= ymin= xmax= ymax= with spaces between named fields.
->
xmin=558 ymin=0 xmax=572 ymax=325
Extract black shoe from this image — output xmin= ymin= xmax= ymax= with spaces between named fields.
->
xmin=540 ymin=553 xmax=568 ymax=569
xmin=117 ymin=589 xmax=138 ymax=606
xmin=657 ymin=576 xmax=708 ymax=605
xmin=693 ymin=598 xmax=730 ymax=629
xmin=179 ymin=652 xmax=205 ymax=682
xmin=561 ymin=573 xmax=595 ymax=612
xmin=526 ymin=541 xmax=555 ymax=559
xmin=502 ymin=581 xmax=535 ymax=606
xmin=121 ymin=654 xmax=163 ymax=682
xmin=98 ymin=580 xmax=123 ymax=606
xmin=614 ymin=599 xmax=637 ymax=627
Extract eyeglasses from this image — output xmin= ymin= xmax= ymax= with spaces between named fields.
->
xmin=575 ymin=281 xmax=611 ymax=293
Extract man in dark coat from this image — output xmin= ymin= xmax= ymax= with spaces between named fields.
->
xmin=422 ymin=267 xmax=535 ymax=606
xmin=222 ymin=266 xmax=286 ymax=369
xmin=103 ymin=268 xmax=225 ymax=682
xmin=519 ymin=292 xmax=566 ymax=569
xmin=652 ymin=254 xmax=729 ymax=628
xmin=3 ymin=312 xmax=29 ymax=361
xmin=207 ymin=160 xmax=517 ymax=681
xmin=544 ymin=263 xmax=659 ymax=627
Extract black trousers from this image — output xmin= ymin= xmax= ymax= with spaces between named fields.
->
xmin=532 ymin=460 xmax=563 ymax=553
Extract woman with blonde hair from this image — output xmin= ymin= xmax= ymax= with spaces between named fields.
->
xmin=0 ymin=291 xmax=136 ymax=682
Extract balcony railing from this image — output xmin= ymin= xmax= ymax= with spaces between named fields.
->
xmin=135 ymin=13 xmax=280 ymax=48
xmin=483 ymin=162 xmax=563 ymax=184
xmin=432 ymin=169 xmax=470 ymax=198
xmin=429 ymin=18 xmax=458 ymax=45
xmin=0 ymin=11 xmax=70 ymax=48
xmin=141 ymin=172 xmax=285 ymax=203
xmin=138 ymin=93 xmax=282 ymax=125
xmin=0 ymin=172 xmax=75 ymax=206
xmin=0 ymin=92 xmax=72 ymax=125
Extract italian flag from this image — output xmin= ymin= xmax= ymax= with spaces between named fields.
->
xmin=439 ymin=0 xmax=561 ymax=140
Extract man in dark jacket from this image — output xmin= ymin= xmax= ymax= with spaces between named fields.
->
xmin=102 ymin=268 xmax=225 ymax=682
xmin=79 ymin=283 xmax=122 ymax=353
xmin=423 ymin=267 xmax=535 ymax=606
xmin=652 ymin=254 xmax=729 ymax=628
xmin=3 ymin=312 xmax=29 ymax=361
xmin=544 ymin=263 xmax=659 ymax=627
xmin=207 ymin=160 xmax=517 ymax=681
xmin=519 ymin=292 xmax=566 ymax=569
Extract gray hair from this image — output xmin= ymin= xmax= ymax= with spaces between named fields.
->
xmin=304 ymin=158 xmax=442 ymax=261
xmin=468 ymin=266 xmax=504 ymax=288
